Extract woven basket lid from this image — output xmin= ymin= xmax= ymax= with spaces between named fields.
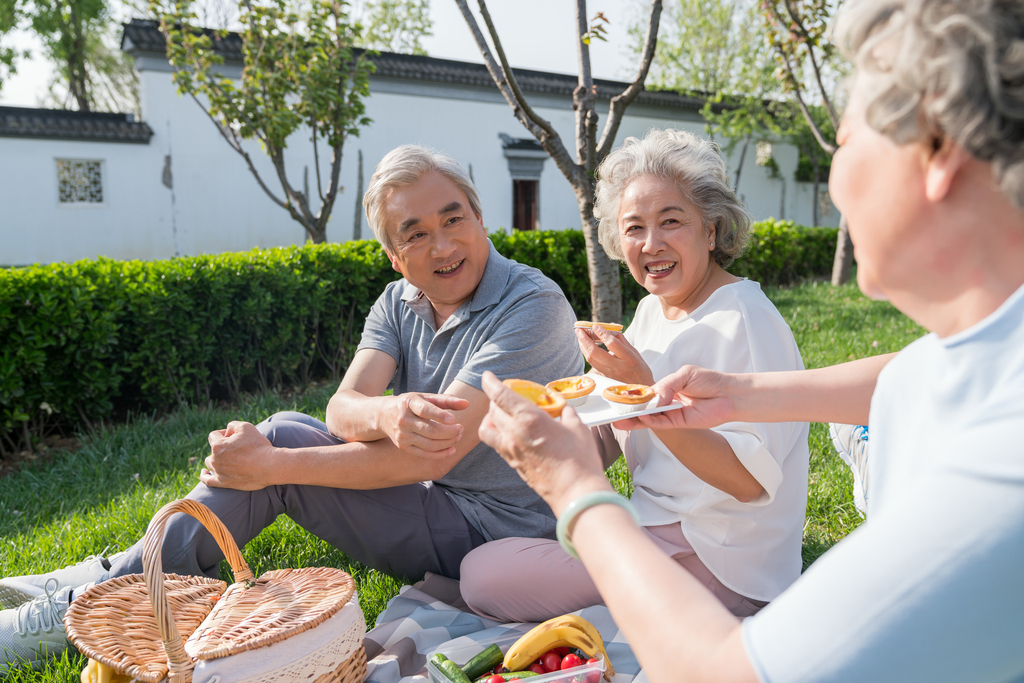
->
xmin=65 ymin=573 xmax=226 ymax=683
xmin=64 ymin=501 xmax=363 ymax=683
xmin=185 ymin=567 xmax=356 ymax=660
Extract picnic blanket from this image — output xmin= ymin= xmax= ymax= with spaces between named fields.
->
xmin=363 ymin=572 xmax=646 ymax=683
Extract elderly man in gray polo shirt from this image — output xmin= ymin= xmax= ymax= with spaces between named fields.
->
xmin=117 ymin=144 xmax=581 ymax=582
xmin=0 ymin=145 xmax=582 ymax=662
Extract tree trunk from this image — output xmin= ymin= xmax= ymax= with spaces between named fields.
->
xmin=352 ymin=149 xmax=364 ymax=240
xmin=307 ymin=226 xmax=327 ymax=244
xmin=831 ymin=214 xmax=854 ymax=285
xmin=574 ymin=181 xmax=622 ymax=323
xmin=812 ymin=152 xmax=820 ymax=227
xmin=734 ymin=135 xmax=751 ymax=192
xmin=68 ymin=4 xmax=90 ymax=111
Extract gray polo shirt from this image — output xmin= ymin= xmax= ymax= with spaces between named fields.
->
xmin=356 ymin=241 xmax=583 ymax=541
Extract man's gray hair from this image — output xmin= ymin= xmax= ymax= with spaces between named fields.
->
xmin=363 ymin=145 xmax=482 ymax=251
xmin=836 ymin=0 xmax=1024 ymax=208
xmin=594 ymin=128 xmax=751 ymax=267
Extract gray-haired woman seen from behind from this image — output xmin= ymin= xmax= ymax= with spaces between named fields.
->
xmin=475 ymin=1 xmax=1024 ymax=682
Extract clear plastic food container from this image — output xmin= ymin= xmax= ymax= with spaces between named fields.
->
xmin=426 ymin=632 xmax=606 ymax=683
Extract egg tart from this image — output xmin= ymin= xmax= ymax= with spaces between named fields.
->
xmin=574 ymin=321 xmax=624 ymax=332
xmin=546 ymin=376 xmax=597 ymax=407
xmin=602 ymin=384 xmax=655 ymax=414
xmin=503 ymin=379 xmax=567 ymax=418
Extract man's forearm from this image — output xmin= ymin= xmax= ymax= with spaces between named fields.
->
xmin=266 ymin=438 xmax=458 ymax=489
xmin=733 ymin=353 xmax=895 ymax=425
xmin=326 ymin=390 xmax=389 ymax=442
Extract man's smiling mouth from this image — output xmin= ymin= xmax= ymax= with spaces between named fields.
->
xmin=436 ymin=259 xmax=464 ymax=274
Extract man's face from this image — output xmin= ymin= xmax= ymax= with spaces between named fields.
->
xmin=381 ymin=170 xmax=491 ymax=317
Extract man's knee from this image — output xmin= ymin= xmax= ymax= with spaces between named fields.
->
xmin=257 ymin=412 xmax=345 ymax=450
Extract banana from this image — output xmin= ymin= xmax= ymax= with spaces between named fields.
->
xmin=503 ymin=615 xmax=615 ymax=680
xmin=541 ymin=614 xmax=615 ymax=679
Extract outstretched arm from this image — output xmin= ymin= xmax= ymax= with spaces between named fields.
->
xmin=616 ymin=353 xmax=896 ymax=432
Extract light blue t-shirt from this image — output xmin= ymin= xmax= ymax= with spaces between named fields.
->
xmin=743 ymin=283 xmax=1024 ymax=683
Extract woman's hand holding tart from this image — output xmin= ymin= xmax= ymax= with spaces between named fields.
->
xmin=573 ymin=320 xmax=624 ymax=332
xmin=545 ymin=376 xmax=596 ymax=406
xmin=603 ymin=384 xmax=655 ymax=413
xmin=502 ymin=379 xmax=567 ymax=418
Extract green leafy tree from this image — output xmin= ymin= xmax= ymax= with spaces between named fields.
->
xmin=1 ymin=0 xmax=139 ymax=113
xmin=759 ymin=0 xmax=854 ymax=284
xmin=353 ymin=0 xmax=430 ymax=55
xmin=455 ymin=0 xmax=665 ymax=323
xmin=154 ymin=0 xmax=374 ymax=243
xmin=0 ymin=0 xmax=24 ymax=93
xmin=635 ymin=0 xmax=782 ymax=192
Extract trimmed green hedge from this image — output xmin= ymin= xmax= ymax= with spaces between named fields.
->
xmin=0 ymin=220 xmax=836 ymax=454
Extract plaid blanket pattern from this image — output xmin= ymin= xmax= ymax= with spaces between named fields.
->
xmin=363 ymin=573 xmax=642 ymax=683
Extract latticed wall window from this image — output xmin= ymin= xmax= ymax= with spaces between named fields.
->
xmin=56 ymin=160 xmax=104 ymax=204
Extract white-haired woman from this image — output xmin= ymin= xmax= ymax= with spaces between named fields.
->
xmin=459 ymin=128 xmax=810 ymax=623
xmin=477 ymin=0 xmax=1024 ymax=681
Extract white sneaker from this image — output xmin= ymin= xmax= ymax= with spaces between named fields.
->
xmin=0 ymin=552 xmax=118 ymax=609
xmin=0 ymin=579 xmax=72 ymax=673
xmin=830 ymin=423 xmax=870 ymax=517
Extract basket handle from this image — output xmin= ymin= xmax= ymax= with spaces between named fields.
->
xmin=142 ymin=499 xmax=255 ymax=683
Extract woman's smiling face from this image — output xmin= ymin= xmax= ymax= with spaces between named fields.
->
xmin=618 ymin=175 xmax=716 ymax=313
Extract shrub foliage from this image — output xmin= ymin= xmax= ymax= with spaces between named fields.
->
xmin=0 ymin=220 xmax=836 ymax=454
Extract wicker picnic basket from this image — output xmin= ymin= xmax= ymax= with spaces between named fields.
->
xmin=65 ymin=499 xmax=367 ymax=683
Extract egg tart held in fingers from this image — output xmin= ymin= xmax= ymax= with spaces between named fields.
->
xmin=602 ymin=383 xmax=655 ymax=414
xmin=573 ymin=320 xmax=624 ymax=332
xmin=546 ymin=376 xmax=597 ymax=407
xmin=502 ymin=379 xmax=567 ymax=418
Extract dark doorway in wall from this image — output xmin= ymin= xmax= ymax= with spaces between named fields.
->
xmin=513 ymin=179 xmax=538 ymax=231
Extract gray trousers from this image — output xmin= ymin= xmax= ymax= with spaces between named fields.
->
xmin=108 ymin=411 xmax=486 ymax=581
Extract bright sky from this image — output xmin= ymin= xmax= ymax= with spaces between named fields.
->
xmin=0 ymin=0 xmax=647 ymax=109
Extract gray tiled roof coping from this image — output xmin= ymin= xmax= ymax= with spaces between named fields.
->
xmin=0 ymin=105 xmax=154 ymax=143
xmin=120 ymin=19 xmax=705 ymax=113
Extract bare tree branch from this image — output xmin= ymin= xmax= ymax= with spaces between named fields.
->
xmin=574 ymin=0 xmax=594 ymax=167
xmin=453 ymin=0 xmax=580 ymax=180
xmin=780 ymin=0 xmax=839 ymax=129
xmin=312 ymin=114 xmax=326 ymax=203
xmin=474 ymin=0 xmax=561 ymax=143
xmin=269 ymin=146 xmax=319 ymax=231
xmin=190 ymin=92 xmax=293 ymax=210
xmin=596 ymin=0 xmax=662 ymax=160
xmin=777 ymin=45 xmax=836 ymax=155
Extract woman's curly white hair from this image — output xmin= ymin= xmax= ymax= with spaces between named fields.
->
xmin=837 ymin=0 xmax=1024 ymax=208
xmin=594 ymin=128 xmax=751 ymax=267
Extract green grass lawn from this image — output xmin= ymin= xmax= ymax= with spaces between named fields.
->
xmin=0 ymin=279 xmax=925 ymax=681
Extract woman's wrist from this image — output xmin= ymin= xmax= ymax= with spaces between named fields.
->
xmin=555 ymin=486 xmax=640 ymax=559
xmin=550 ymin=477 xmax=614 ymax=518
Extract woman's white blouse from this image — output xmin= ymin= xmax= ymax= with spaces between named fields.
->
xmin=614 ymin=280 xmax=810 ymax=602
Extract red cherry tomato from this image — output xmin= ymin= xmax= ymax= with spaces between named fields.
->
xmin=541 ymin=651 xmax=562 ymax=673
xmin=555 ymin=647 xmax=572 ymax=658
xmin=485 ymin=677 xmax=505 ymax=683
xmin=561 ymin=653 xmax=584 ymax=670
xmin=584 ymin=658 xmax=601 ymax=683
xmin=529 ymin=662 xmax=546 ymax=675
